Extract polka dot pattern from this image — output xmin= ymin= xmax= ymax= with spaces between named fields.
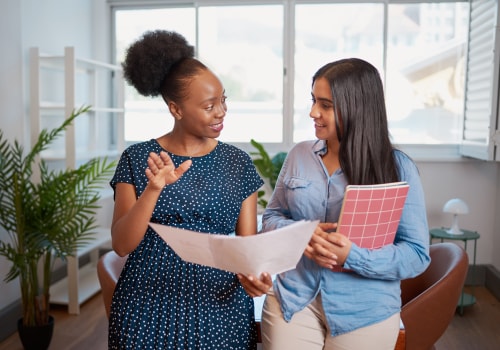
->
xmin=108 ymin=139 xmax=263 ymax=349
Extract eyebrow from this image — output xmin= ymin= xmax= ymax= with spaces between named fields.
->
xmin=311 ymin=93 xmax=333 ymax=104
xmin=202 ymin=89 xmax=226 ymax=104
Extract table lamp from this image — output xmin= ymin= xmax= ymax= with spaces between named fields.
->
xmin=443 ymin=198 xmax=469 ymax=235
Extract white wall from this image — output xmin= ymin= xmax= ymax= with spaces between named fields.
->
xmin=0 ymin=0 xmax=24 ymax=144
xmin=0 ymin=0 xmax=24 ymax=309
xmin=0 ymin=0 xmax=499 ymax=313
xmin=418 ymin=159 xmax=499 ymax=266
xmin=0 ymin=0 xmax=109 ymax=310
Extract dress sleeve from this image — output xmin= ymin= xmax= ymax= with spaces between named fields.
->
xmin=109 ymin=149 xmax=135 ymax=191
xmin=239 ymin=150 xmax=265 ymax=200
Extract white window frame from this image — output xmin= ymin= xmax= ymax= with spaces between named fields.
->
xmin=108 ymin=0 xmax=500 ymax=162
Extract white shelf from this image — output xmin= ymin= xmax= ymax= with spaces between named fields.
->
xmin=77 ymin=228 xmax=112 ymax=255
xmin=49 ymin=228 xmax=111 ymax=314
xmin=30 ymin=46 xmax=126 ymax=170
xmin=30 ymin=47 xmax=124 ymax=315
xmin=50 ymin=263 xmax=101 ymax=306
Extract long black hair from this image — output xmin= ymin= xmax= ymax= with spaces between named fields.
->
xmin=122 ymin=30 xmax=207 ymax=104
xmin=313 ymin=58 xmax=399 ymax=185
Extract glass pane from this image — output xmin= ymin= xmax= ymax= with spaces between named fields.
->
xmin=114 ymin=8 xmax=196 ymax=143
xmin=198 ymin=5 xmax=283 ymax=143
xmin=386 ymin=3 xmax=468 ymax=144
xmin=294 ymin=3 xmax=384 ymax=143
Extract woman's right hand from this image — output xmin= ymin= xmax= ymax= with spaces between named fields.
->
xmin=145 ymin=151 xmax=192 ymax=190
xmin=111 ymin=151 xmax=191 ymax=256
xmin=304 ymin=222 xmax=347 ymax=269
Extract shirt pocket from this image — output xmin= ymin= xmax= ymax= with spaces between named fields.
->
xmin=283 ymin=177 xmax=315 ymax=218
xmin=283 ymin=177 xmax=311 ymax=190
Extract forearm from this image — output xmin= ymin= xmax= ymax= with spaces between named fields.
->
xmin=111 ymin=185 xmax=162 ymax=256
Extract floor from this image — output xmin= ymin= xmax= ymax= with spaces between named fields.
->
xmin=0 ymin=286 xmax=499 ymax=349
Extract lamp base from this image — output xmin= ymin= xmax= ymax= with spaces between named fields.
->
xmin=446 ymin=227 xmax=464 ymax=235
xmin=446 ymin=215 xmax=464 ymax=235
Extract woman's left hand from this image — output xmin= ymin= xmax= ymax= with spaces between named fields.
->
xmin=237 ymin=272 xmax=273 ymax=298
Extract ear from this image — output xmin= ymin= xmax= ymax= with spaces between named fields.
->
xmin=168 ymin=101 xmax=183 ymax=120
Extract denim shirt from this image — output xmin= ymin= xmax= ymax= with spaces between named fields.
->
xmin=261 ymin=140 xmax=430 ymax=336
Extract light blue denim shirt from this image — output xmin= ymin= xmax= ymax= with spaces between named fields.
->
xmin=261 ymin=140 xmax=430 ymax=336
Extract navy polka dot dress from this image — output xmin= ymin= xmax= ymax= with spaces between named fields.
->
xmin=108 ymin=139 xmax=264 ymax=350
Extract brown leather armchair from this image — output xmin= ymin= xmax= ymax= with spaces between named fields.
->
xmin=97 ymin=242 xmax=468 ymax=350
xmin=397 ymin=242 xmax=469 ymax=350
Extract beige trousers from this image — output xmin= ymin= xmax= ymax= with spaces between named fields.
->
xmin=261 ymin=289 xmax=400 ymax=350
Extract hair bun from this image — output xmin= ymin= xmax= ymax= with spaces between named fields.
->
xmin=122 ymin=30 xmax=195 ymax=97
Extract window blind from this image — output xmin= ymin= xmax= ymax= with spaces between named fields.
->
xmin=461 ymin=0 xmax=500 ymax=160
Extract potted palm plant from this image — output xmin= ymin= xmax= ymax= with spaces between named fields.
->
xmin=0 ymin=106 xmax=116 ymax=350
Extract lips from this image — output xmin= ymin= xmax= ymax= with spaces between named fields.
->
xmin=210 ymin=122 xmax=223 ymax=132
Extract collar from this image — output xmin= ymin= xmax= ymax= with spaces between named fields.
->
xmin=312 ymin=139 xmax=328 ymax=156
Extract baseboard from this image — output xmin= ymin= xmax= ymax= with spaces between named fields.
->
xmin=465 ymin=264 xmax=486 ymax=286
xmin=484 ymin=265 xmax=500 ymax=301
xmin=462 ymin=264 xmax=500 ymax=301
xmin=0 ymin=299 xmax=21 ymax=342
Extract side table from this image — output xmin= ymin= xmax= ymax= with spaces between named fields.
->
xmin=429 ymin=227 xmax=479 ymax=315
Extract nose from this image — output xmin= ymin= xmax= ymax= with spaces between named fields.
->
xmin=310 ymin=104 xmax=319 ymax=119
xmin=215 ymin=102 xmax=226 ymax=118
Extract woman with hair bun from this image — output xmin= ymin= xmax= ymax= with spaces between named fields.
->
xmin=109 ymin=30 xmax=272 ymax=349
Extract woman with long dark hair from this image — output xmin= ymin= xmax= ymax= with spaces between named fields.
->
xmin=261 ymin=58 xmax=430 ymax=350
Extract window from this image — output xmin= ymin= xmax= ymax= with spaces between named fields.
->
xmin=114 ymin=7 xmax=196 ymax=142
xmin=197 ymin=5 xmax=284 ymax=143
xmin=293 ymin=2 xmax=468 ymax=145
xmin=111 ymin=0 xmax=499 ymax=160
xmin=293 ymin=3 xmax=385 ymax=143
xmin=113 ymin=4 xmax=284 ymax=146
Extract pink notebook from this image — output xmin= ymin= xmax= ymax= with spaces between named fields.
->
xmin=337 ymin=181 xmax=409 ymax=249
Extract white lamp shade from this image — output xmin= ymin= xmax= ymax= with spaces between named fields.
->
xmin=443 ymin=198 xmax=469 ymax=215
xmin=443 ymin=198 xmax=469 ymax=235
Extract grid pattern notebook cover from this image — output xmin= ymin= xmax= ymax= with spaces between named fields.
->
xmin=337 ymin=181 xmax=409 ymax=249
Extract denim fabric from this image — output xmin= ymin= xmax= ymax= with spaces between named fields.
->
xmin=261 ymin=140 xmax=430 ymax=336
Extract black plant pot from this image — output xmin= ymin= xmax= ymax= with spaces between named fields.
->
xmin=17 ymin=316 xmax=54 ymax=350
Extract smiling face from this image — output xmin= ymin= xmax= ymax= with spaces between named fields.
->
xmin=170 ymin=69 xmax=227 ymax=139
xmin=309 ymin=77 xmax=339 ymax=144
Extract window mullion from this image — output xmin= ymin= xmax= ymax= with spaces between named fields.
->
xmin=283 ymin=0 xmax=295 ymax=149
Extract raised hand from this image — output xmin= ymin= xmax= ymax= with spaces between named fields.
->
xmin=145 ymin=151 xmax=192 ymax=191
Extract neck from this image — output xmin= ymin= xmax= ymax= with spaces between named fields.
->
xmin=322 ymin=140 xmax=340 ymax=175
xmin=157 ymin=132 xmax=215 ymax=157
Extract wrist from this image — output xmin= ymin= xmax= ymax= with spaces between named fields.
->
xmin=144 ymin=182 xmax=165 ymax=195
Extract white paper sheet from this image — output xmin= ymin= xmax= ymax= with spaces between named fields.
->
xmin=149 ymin=220 xmax=319 ymax=276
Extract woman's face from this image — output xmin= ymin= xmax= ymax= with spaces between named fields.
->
xmin=309 ymin=77 xmax=338 ymax=143
xmin=175 ymin=69 xmax=227 ymax=138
